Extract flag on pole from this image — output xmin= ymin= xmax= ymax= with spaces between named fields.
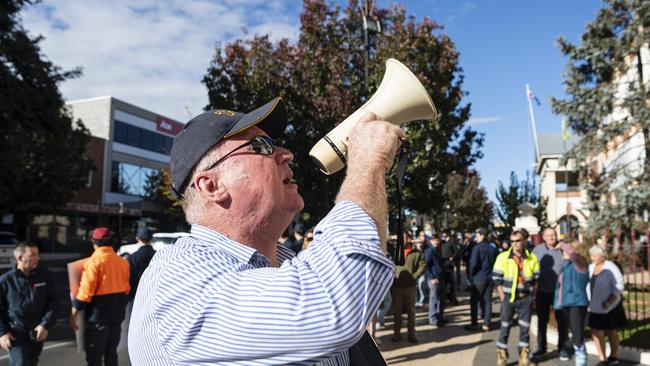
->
xmin=562 ymin=118 xmax=570 ymax=141
xmin=528 ymin=89 xmax=541 ymax=106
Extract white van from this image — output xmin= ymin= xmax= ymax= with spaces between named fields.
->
xmin=118 ymin=232 xmax=189 ymax=257
xmin=0 ymin=232 xmax=18 ymax=269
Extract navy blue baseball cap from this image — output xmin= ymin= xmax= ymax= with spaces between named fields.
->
xmin=136 ymin=227 xmax=153 ymax=241
xmin=170 ymin=97 xmax=287 ymax=199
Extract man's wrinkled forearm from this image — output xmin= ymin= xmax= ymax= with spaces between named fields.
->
xmin=337 ymin=163 xmax=388 ymax=250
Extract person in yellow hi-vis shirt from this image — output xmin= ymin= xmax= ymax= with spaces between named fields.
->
xmin=492 ymin=230 xmax=540 ymax=366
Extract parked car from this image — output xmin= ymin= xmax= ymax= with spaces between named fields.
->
xmin=118 ymin=232 xmax=189 ymax=257
xmin=0 ymin=232 xmax=18 ymax=269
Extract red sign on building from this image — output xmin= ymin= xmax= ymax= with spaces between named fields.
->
xmin=156 ymin=116 xmax=184 ymax=136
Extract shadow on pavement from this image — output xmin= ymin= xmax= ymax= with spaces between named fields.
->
xmin=384 ymin=339 xmax=492 ymax=363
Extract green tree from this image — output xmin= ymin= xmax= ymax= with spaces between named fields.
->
xmin=445 ymin=169 xmax=493 ymax=232
xmin=145 ymin=169 xmax=183 ymax=217
xmin=495 ymin=171 xmax=547 ymax=236
xmin=0 ymin=0 xmax=91 ymax=214
xmin=202 ymin=0 xmax=483 ymax=227
xmin=551 ymin=0 xmax=650 ymax=233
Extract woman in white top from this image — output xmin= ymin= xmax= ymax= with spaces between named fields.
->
xmin=587 ymin=245 xmax=627 ymax=366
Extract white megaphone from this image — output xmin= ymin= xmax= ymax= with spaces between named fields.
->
xmin=309 ymin=58 xmax=438 ymax=175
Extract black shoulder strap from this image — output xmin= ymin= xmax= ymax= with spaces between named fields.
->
xmin=393 ymin=140 xmax=410 ymax=266
xmin=348 ymin=331 xmax=388 ymax=366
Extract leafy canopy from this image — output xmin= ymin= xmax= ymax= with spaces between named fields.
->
xmin=202 ymin=0 xmax=484 ymax=227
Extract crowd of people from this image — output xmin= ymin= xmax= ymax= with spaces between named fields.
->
xmin=0 ymin=226 xmax=154 ymax=366
xmin=349 ymin=225 xmax=629 ymax=366
xmin=0 ymin=223 xmax=632 ymax=366
xmin=0 ymin=96 xmax=633 ymax=366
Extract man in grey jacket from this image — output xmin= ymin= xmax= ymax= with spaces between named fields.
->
xmin=532 ymin=228 xmax=570 ymax=361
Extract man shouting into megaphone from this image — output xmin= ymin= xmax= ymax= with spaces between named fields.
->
xmin=129 ymin=97 xmax=405 ymax=365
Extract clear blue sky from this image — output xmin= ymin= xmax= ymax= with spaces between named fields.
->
xmin=376 ymin=0 xmax=603 ymax=203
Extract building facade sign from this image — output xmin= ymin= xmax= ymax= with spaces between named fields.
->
xmin=156 ymin=116 xmax=183 ymax=136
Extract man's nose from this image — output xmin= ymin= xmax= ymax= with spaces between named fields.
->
xmin=274 ymin=146 xmax=294 ymax=165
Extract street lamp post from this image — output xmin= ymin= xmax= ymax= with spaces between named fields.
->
xmin=118 ymin=202 xmax=124 ymax=246
xmin=361 ymin=0 xmax=381 ymax=94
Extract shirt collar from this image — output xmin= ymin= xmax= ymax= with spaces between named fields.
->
xmin=94 ymin=246 xmax=116 ymax=255
xmin=191 ymin=224 xmax=294 ymax=266
xmin=508 ymin=248 xmax=529 ymax=260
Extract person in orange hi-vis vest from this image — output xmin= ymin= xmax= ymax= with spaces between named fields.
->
xmin=70 ymin=227 xmax=130 ymax=366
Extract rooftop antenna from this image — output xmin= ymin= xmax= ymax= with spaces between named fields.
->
xmin=183 ymin=105 xmax=193 ymax=119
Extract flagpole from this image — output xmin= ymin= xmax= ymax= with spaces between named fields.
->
xmin=526 ymin=83 xmax=541 ymax=164
xmin=562 ymin=118 xmax=571 ymax=239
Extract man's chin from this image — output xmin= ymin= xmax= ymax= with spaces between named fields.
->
xmin=291 ymin=195 xmax=305 ymax=213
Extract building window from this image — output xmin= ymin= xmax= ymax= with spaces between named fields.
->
xmin=110 ymin=161 xmax=160 ymax=197
xmin=555 ymin=171 xmax=579 ymax=192
xmin=113 ymin=120 xmax=173 ymax=155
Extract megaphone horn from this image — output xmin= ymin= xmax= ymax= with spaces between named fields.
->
xmin=309 ymin=58 xmax=438 ymax=175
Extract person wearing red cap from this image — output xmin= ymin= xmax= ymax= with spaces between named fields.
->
xmin=71 ymin=227 xmax=130 ymax=366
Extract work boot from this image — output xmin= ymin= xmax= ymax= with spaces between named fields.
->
xmin=497 ymin=348 xmax=508 ymax=366
xmin=518 ymin=347 xmax=530 ymax=366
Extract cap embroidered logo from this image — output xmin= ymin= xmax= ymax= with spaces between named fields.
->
xmin=214 ymin=110 xmax=236 ymax=116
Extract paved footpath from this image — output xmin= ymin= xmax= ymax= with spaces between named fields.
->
xmin=379 ymin=290 xmax=639 ymax=365
xmin=0 ymin=291 xmax=641 ymax=365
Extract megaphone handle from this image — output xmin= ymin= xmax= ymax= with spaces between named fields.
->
xmin=393 ymin=141 xmax=410 ymax=266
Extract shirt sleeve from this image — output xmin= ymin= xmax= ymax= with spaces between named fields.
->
xmin=469 ymin=245 xmax=479 ymax=279
xmin=157 ymin=200 xmax=395 ymax=364
xmin=413 ymin=253 xmax=427 ymax=279
xmin=0 ymin=282 xmax=9 ymax=336
xmin=532 ymin=254 xmax=541 ymax=281
xmin=492 ymin=254 xmax=504 ymax=286
xmin=610 ymin=262 xmax=624 ymax=295
xmin=73 ymin=260 xmax=99 ymax=310
xmin=40 ymin=271 xmax=59 ymax=329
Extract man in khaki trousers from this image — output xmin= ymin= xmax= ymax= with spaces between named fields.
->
xmin=392 ymin=233 xmax=426 ymax=343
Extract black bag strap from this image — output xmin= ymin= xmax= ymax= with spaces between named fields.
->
xmin=393 ymin=140 xmax=410 ymax=266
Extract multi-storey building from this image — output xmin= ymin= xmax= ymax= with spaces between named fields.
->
xmin=25 ymin=96 xmax=185 ymax=252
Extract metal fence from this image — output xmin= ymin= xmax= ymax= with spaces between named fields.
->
xmin=594 ymin=229 xmax=650 ymax=350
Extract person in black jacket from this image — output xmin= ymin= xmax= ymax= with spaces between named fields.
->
xmin=127 ymin=228 xmax=156 ymax=301
xmin=462 ymin=233 xmax=477 ymax=290
xmin=0 ymin=242 xmax=57 ymax=366
xmin=465 ymin=228 xmax=498 ymax=332
xmin=424 ymin=237 xmax=447 ymax=327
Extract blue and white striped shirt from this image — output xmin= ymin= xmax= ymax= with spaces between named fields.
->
xmin=128 ymin=201 xmax=394 ymax=365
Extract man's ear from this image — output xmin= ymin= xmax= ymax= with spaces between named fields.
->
xmin=195 ymin=172 xmax=229 ymax=204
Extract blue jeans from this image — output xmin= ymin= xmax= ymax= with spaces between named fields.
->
xmin=8 ymin=339 xmax=44 ymax=366
xmin=376 ymin=290 xmax=392 ymax=324
xmin=427 ymin=278 xmax=445 ymax=325
xmin=416 ymin=275 xmax=427 ymax=307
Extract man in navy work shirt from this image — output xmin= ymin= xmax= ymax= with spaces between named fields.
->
xmin=0 ymin=242 xmax=57 ymax=366
xmin=466 ymin=228 xmax=498 ymax=332
xmin=129 ymin=97 xmax=405 ymax=365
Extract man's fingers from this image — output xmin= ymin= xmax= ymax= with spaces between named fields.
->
xmin=357 ymin=111 xmax=381 ymax=124
xmin=8 ymin=334 xmax=14 ymax=340
xmin=394 ymin=126 xmax=406 ymax=140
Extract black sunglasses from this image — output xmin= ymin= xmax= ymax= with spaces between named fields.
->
xmin=190 ymin=136 xmax=275 ymax=188
xmin=204 ymin=135 xmax=275 ymax=172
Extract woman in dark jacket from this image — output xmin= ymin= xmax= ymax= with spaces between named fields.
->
xmin=587 ymin=245 xmax=626 ymax=366
xmin=554 ymin=241 xmax=589 ymax=366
